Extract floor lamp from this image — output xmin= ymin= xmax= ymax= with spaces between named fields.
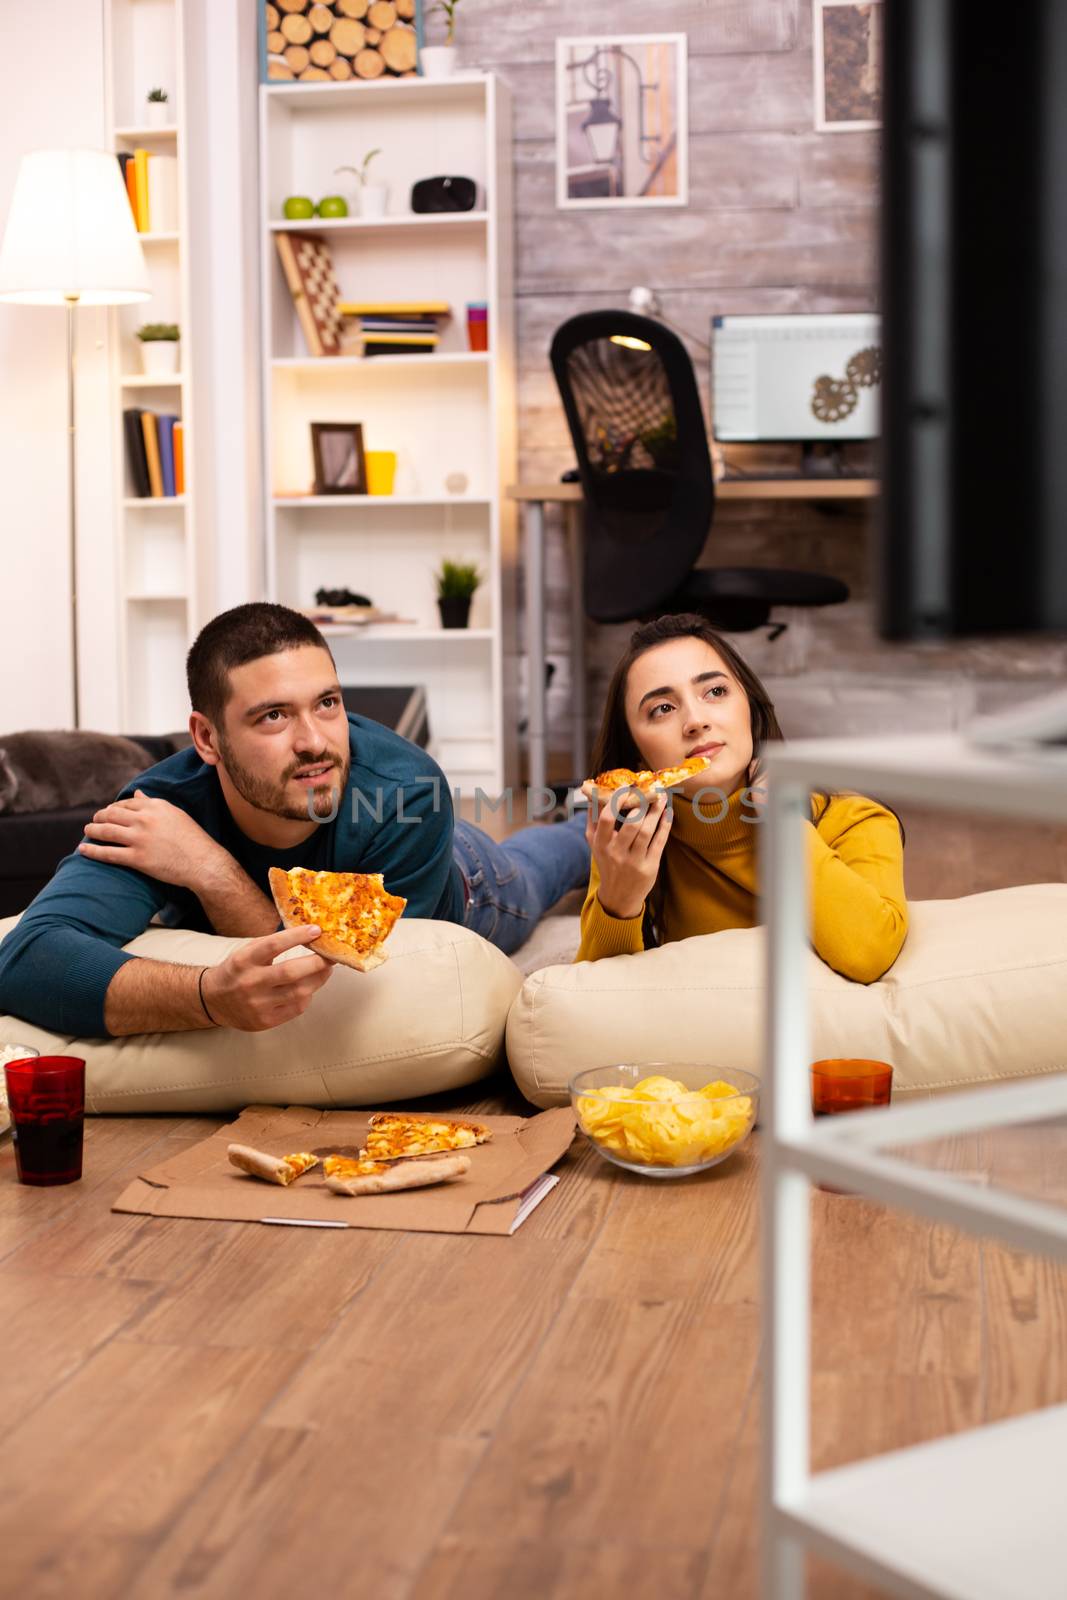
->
xmin=0 ymin=149 xmax=149 ymax=727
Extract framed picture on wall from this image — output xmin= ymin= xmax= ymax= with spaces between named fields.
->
xmin=555 ymin=34 xmax=689 ymax=210
xmin=311 ymin=422 xmax=367 ymax=494
xmin=813 ymin=0 xmax=883 ymax=132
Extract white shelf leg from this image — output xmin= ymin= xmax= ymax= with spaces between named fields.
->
xmin=524 ymin=497 xmax=547 ymax=796
xmin=761 ymin=780 xmax=815 ymax=1600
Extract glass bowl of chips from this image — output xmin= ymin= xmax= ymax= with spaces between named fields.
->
xmin=569 ymin=1064 xmax=760 ymax=1177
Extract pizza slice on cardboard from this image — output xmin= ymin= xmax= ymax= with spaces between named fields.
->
xmin=580 ymin=754 xmax=714 ymax=803
xmin=360 ymin=1113 xmax=492 ymax=1163
xmin=268 ymin=867 xmax=406 ymax=973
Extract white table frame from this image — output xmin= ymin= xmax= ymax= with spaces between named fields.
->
xmin=762 ymin=732 xmax=1067 ymax=1600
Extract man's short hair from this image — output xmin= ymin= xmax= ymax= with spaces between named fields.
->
xmin=186 ymin=603 xmax=333 ymax=726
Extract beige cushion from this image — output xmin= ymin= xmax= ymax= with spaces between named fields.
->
xmin=0 ymin=918 xmax=522 ymax=1113
xmin=505 ymin=885 xmax=1067 ymax=1107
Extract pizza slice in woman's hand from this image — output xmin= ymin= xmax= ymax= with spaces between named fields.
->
xmin=268 ymin=867 xmax=407 ymax=972
xmin=580 ymin=754 xmax=714 ymax=804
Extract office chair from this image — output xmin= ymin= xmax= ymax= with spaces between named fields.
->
xmin=549 ymin=310 xmax=849 ymax=633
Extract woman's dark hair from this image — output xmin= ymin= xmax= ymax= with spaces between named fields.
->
xmin=186 ymin=602 xmax=333 ymax=727
xmin=588 ymin=612 xmax=903 ymax=839
xmin=588 ymin=613 xmax=784 ymax=785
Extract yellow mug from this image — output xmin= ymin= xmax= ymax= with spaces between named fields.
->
xmin=365 ymin=450 xmax=397 ymax=496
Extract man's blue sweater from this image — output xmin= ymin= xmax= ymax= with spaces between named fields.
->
xmin=0 ymin=714 xmax=464 ymax=1038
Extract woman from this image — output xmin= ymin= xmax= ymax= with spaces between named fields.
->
xmin=577 ymin=614 xmax=907 ymax=982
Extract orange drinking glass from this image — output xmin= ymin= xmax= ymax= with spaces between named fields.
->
xmin=810 ymin=1057 xmax=893 ymax=1117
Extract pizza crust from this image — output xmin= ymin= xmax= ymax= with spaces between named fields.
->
xmin=267 ymin=866 xmax=403 ymax=973
xmin=228 ymin=1144 xmax=320 ymax=1186
xmin=325 ymin=1153 xmax=471 ymax=1196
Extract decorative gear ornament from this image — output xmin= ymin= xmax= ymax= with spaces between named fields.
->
xmin=811 ymin=375 xmax=859 ymax=423
xmin=846 ymin=345 xmax=882 ymax=388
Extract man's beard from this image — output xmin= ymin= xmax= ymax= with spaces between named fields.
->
xmin=218 ymin=737 xmax=350 ymax=823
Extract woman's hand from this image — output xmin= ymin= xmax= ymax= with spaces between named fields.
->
xmin=586 ymin=788 xmax=673 ymax=921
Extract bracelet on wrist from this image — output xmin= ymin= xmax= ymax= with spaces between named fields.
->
xmin=198 ymin=965 xmax=219 ymax=1026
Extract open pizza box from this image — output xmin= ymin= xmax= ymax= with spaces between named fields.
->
xmin=113 ymin=1104 xmax=578 ymax=1236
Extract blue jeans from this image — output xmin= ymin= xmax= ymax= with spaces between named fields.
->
xmin=452 ymin=815 xmax=590 ymax=955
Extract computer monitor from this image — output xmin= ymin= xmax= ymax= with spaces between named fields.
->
xmin=711 ymin=313 xmax=881 ymax=443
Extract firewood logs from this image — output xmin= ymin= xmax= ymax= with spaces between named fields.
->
xmin=266 ymin=0 xmax=416 ymax=79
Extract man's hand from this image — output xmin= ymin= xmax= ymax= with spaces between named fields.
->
xmin=586 ymin=788 xmax=673 ymax=921
xmin=79 ymin=789 xmax=228 ymax=890
xmin=200 ymin=925 xmax=334 ymax=1031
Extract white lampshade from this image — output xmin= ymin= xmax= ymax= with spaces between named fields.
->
xmin=0 ymin=149 xmax=150 ymax=306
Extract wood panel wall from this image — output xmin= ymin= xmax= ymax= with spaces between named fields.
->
xmin=448 ymin=0 xmax=1065 ymax=775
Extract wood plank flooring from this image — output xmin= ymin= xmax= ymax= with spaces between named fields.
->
xmin=2 ymin=811 xmax=1064 ymax=1597
xmin=4 ymin=1107 xmax=1067 ymax=1599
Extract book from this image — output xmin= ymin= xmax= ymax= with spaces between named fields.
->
xmin=358 ymin=330 xmax=439 ymax=345
xmin=141 ymin=411 xmax=163 ymax=497
xmin=133 ymin=149 xmax=151 ymax=232
xmin=125 ymin=159 xmax=139 ymax=228
xmin=123 ymin=408 xmax=151 ymax=497
xmin=360 ymin=319 xmax=440 ymax=333
xmin=157 ymin=415 xmax=177 ymax=497
xmin=364 ymin=341 xmax=437 ymax=357
xmin=173 ymin=422 xmax=184 ymax=495
xmin=147 ymin=154 xmax=179 ymax=234
xmin=337 ymin=301 xmax=451 ymax=317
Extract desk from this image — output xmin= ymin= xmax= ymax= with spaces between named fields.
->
xmin=507 ymin=479 xmax=879 ymax=794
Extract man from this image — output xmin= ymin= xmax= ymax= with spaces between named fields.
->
xmin=0 ymin=604 xmax=588 ymax=1038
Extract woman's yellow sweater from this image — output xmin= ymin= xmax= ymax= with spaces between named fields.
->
xmin=575 ymin=788 xmax=908 ymax=983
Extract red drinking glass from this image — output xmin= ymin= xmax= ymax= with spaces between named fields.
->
xmin=811 ymin=1057 xmax=893 ymax=1117
xmin=4 ymin=1055 xmax=85 ymax=1186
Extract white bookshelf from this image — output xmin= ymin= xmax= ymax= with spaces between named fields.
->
xmin=761 ymin=732 xmax=1067 ymax=1600
xmin=259 ymin=73 xmax=518 ymax=793
xmin=105 ymin=0 xmax=197 ymax=735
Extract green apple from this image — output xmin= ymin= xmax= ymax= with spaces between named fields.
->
xmin=317 ymin=195 xmax=349 ymax=218
xmin=282 ymin=195 xmax=315 ymax=220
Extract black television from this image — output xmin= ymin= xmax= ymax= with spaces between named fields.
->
xmin=878 ymin=0 xmax=1067 ymax=643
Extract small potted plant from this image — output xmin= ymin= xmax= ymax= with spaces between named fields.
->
xmin=145 ymin=87 xmax=170 ymax=127
xmin=435 ymin=558 xmax=481 ymax=629
xmin=335 ymin=148 xmax=386 ymax=218
xmin=420 ymin=0 xmax=461 ymax=78
xmin=136 ymin=322 xmax=180 ymax=378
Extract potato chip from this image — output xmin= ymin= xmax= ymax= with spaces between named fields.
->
xmin=576 ymin=1076 xmax=755 ymax=1168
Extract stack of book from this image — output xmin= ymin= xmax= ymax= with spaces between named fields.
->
xmin=336 ymin=301 xmax=451 ymax=356
xmin=116 ymin=150 xmax=179 ymax=234
xmin=124 ymin=409 xmax=185 ymax=498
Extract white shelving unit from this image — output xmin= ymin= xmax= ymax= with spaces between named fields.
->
xmin=259 ymin=73 xmax=518 ymax=793
xmin=105 ymin=0 xmax=197 ymax=734
xmin=761 ymin=732 xmax=1067 ymax=1600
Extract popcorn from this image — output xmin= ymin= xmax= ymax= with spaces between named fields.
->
xmin=576 ymin=1074 xmax=754 ymax=1168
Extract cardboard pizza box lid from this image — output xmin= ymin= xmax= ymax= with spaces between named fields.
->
xmin=112 ymin=1104 xmax=577 ymax=1236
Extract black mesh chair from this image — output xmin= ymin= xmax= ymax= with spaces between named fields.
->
xmin=550 ymin=310 xmax=849 ymax=632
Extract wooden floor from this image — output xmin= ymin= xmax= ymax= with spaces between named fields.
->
xmin=2 ymin=807 xmax=1065 ymax=1597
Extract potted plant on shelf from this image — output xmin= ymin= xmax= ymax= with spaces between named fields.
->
xmin=136 ymin=323 xmax=180 ymax=378
xmin=335 ymin=148 xmax=386 ymax=218
xmin=145 ymin=87 xmax=170 ymax=127
xmin=435 ymin=559 xmax=481 ymax=629
xmin=421 ymin=0 xmax=462 ymax=78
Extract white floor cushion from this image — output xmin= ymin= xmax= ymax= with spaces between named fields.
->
xmin=0 ymin=917 xmax=522 ymax=1113
xmin=505 ymin=885 xmax=1067 ymax=1107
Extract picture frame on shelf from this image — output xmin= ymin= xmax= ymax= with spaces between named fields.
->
xmin=311 ymin=422 xmax=367 ymax=494
xmin=556 ymin=33 xmax=689 ymax=209
xmin=813 ymin=0 xmax=883 ymax=132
